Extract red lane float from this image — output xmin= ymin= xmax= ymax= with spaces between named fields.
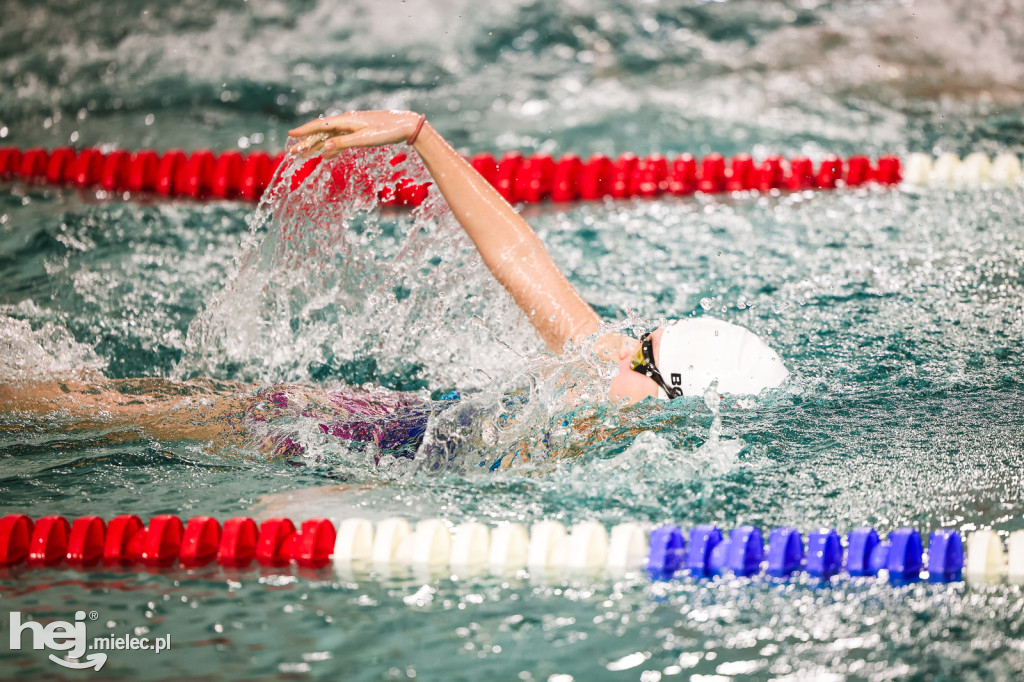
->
xmin=469 ymin=152 xmax=497 ymax=186
xmin=610 ymin=153 xmax=639 ymax=199
xmin=0 ymin=145 xmax=903 ymax=207
xmin=100 ymin=150 xmax=130 ymax=192
xmin=787 ymin=157 xmax=815 ymax=190
xmin=104 ymin=514 xmax=145 ymax=564
xmin=636 ymin=155 xmax=668 ymax=196
xmin=45 ymin=147 xmax=76 ymax=184
xmin=757 ymin=156 xmax=785 ymax=192
xmin=515 ymin=154 xmax=555 ymax=203
xmin=846 ymin=155 xmax=871 ymax=186
xmin=69 ymin=148 xmax=104 ymax=187
xmin=699 ymin=153 xmax=727 ymax=194
xmin=239 ymin=151 xmax=273 ymax=200
xmin=727 ymin=154 xmax=754 ymax=192
xmin=180 ymin=516 xmax=221 ymax=567
xmin=578 ymin=154 xmax=613 ymax=200
xmin=816 ymin=155 xmax=843 ymax=189
xmin=67 ymin=516 xmax=105 ymax=564
xmin=550 ymin=154 xmax=582 ymax=202
xmin=668 ymin=154 xmax=698 ymax=195
xmin=493 ymin=152 xmax=523 ymax=202
xmin=0 ymin=148 xmax=22 ymax=178
xmin=212 ymin=152 xmax=243 ymax=198
xmin=257 ymin=517 xmax=296 ymax=566
xmin=219 ymin=517 xmax=258 ymax=566
xmin=155 ymin=150 xmax=186 ymax=196
xmin=876 ymin=155 xmax=902 ymax=184
xmin=19 ymin=148 xmax=49 ymax=180
xmin=29 ymin=515 xmax=70 ymax=565
xmin=0 ymin=514 xmax=33 ymax=565
xmin=127 ymin=150 xmax=159 ymax=192
xmin=0 ymin=513 xmax=338 ymax=571
xmin=177 ymin=149 xmax=215 ymax=198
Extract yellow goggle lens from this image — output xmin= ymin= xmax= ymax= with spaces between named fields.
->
xmin=629 ymin=343 xmax=647 ymax=370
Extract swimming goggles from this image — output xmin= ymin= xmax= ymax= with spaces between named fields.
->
xmin=630 ymin=332 xmax=684 ymax=399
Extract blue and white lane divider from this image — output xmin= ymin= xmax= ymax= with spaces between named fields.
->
xmin=903 ymin=152 xmax=1022 ymax=187
xmin=333 ymin=519 xmax=1024 ymax=584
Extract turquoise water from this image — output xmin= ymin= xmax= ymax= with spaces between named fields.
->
xmin=3 ymin=0 xmax=1024 ymax=679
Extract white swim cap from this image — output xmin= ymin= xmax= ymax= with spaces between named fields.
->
xmin=655 ymin=318 xmax=788 ymax=398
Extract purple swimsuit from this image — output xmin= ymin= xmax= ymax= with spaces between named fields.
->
xmin=242 ymin=386 xmax=438 ymax=462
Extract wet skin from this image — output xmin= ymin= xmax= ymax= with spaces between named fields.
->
xmin=605 ymin=328 xmax=665 ymax=405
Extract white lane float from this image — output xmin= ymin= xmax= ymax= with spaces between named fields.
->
xmin=607 ymin=523 xmax=650 ymax=572
xmin=450 ymin=522 xmax=490 ymax=571
xmin=410 ymin=519 xmax=451 ymax=567
xmin=565 ymin=521 xmax=609 ymax=570
xmin=1006 ymin=531 xmax=1024 ymax=583
xmin=489 ymin=523 xmax=530 ymax=572
xmin=371 ymin=517 xmax=411 ymax=567
xmin=528 ymin=520 xmax=568 ymax=570
xmin=965 ymin=530 xmax=1004 ymax=580
xmin=903 ymin=152 xmax=1022 ymax=187
xmin=333 ymin=518 xmax=374 ymax=565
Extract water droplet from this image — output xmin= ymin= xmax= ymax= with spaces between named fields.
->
xmin=699 ymin=297 xmax=713 ymax=310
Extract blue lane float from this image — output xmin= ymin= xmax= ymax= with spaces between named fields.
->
xmin=847 ymin=527 xmax=881 ymax=576
xmin=767 ymin=527 xmax=804 ymax=576
xmin=864 ymin=527 xmax=923 ymax=579
xmin=708 ymin=525 xmax=764 ymax=577
xmin=806 ymin=529 xmax=843 ymax=577
xmin=927 ymin=529 xmax=964 ymax=581
xmin=687 ymin=525 xmax=723 ymax=577
xmin=647 ymin=525 xmax=686 ymax=579
xmin=646 ymin=525 xmax=964 ymax=584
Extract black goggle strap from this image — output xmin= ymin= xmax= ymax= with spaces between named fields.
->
xmin=631 ymin=334 xmax=684 ymax=399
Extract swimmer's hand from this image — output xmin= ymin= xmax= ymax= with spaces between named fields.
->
xmin=287 ymin=110 xmax=424 ymax=159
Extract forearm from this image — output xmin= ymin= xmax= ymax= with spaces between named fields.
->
xmin=0 ymin=378 xmax=250 ymax=445
xmin=411 ymin=124 xmax=601 ymax=350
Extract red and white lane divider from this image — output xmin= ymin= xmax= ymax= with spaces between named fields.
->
xmin=0 ymin=145 xmax=906 ymax=207
xmin=1 ymin=513 xmax=1023 ymax=585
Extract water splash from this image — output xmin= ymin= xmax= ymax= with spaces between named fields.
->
xmin=700 ymin=380 xmax=745 ymax=466
xmin=176 ymin=147 xmax=540 ymax=390
xmin=0 ymin=304 xmax=106 ymax=383
xmin=413 ymin=315 xmax=751 ymax=479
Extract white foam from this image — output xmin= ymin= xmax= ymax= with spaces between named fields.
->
xmin=0 ymin=310 xmax=106 ymax=383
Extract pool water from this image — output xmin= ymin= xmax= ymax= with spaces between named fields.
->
xmin=2 ymin=0 xmax=1024 ymax=679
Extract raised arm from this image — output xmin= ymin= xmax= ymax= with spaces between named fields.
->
xmin=288 ymin=110 xmax=603 ymax=352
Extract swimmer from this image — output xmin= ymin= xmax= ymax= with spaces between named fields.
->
xmin=286 ymin=110 xmax=789 ymax=403
xmin=0 ymin=110 xmax=788 ymax=464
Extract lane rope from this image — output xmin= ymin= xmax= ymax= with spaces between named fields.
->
xmin=0 ymin=146 xmax=916 ymax=206
xmin=2 ymin=512 xmax=1021 ymax=585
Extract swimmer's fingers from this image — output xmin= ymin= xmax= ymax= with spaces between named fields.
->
xmin=319 ymin=129 xmax=399 ymax=158
xmin=285 ymin=131 xmax=332 ymax=157
xmin=288 ymin=111 xmax=421 ymax=157
xmin=287 ymin=116 xmax=368 ymax=157
xmin=287 ymin=114 xmax=366 ymax=139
